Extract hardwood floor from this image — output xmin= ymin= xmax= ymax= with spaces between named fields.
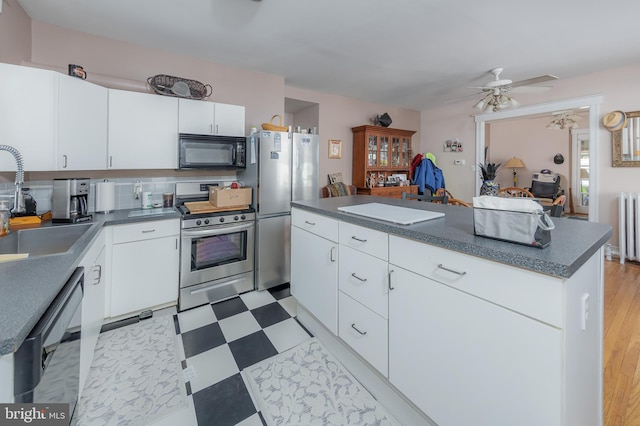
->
xmin=604 ymin=259 xmax=640 ymax=425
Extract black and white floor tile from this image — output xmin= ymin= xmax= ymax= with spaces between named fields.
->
xmin=150 ymin=284 xmax=312 ymax=426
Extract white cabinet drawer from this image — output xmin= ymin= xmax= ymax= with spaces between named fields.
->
xmin=389 ymin=235 xmax=563 ymax=327
xmin=339 ymin=246 xmax=388 ymax=318
xmin=339 ymin=222 xmax=388 ymax=260
xmin=339 ymin=291 xmax=388 ymax=376
xmin=112 ymin=219 xmax=180 ymax=244
xmin=291 ymin=208 xmax=338 ymax=242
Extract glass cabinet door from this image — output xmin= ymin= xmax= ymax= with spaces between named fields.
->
xmin=380 ymin=135 xmax=389 ymax=167
xmin=401 ymin=137 xmax=411 ymax=166
xmin=391 ymin=137 xmax=401 ymax=167
xmin=368 ymin=134 xmax=378 ymax=167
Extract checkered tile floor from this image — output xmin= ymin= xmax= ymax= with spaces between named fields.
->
xmin=151 ymin=284 xmax=313 ymax=426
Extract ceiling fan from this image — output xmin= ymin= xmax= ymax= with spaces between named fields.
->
xmin=471 ymin=68 xmax=558 ymax=112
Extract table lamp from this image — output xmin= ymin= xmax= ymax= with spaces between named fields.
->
xmin=504 ymin=157 xmax=526 ymax=187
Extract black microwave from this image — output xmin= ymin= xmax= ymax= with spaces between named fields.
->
xmin=178 ymin=133 xmax=246 ymax=169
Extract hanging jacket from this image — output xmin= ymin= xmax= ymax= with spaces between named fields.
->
xmin=412 ymin=158 xmax=445 ymax=195
xmin=410 ymin=153 xmax=423 ymax=178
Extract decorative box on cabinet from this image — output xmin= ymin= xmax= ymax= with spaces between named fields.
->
xmin=352 ymin=125 xmax=416 ymax=197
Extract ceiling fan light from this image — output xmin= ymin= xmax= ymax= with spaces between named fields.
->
xmin=509 ymin=97 xmax=520 ymax=108
xmin=473 ymin=98 xmax=487 ymax=111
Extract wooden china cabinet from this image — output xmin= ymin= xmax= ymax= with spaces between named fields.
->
xmin=351 ymin=125 xmax=418 ymax=199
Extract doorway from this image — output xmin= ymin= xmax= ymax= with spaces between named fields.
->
xmin=474 ymin=94 xmax=603 ymax=222
xmin=571 ymin=128 xmax=590 ymax=215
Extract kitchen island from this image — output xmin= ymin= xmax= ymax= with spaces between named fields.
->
xmin=291 ymin=195 xmax=611 ymax=426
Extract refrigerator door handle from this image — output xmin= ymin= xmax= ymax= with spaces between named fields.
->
xmin=296 ymin=149 xmax=300 ymax=169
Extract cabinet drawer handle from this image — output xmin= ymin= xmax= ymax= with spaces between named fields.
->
xmin=388 ymin=269 xmax=395 ymax=290
xmin=209 ymin=124 xmax=213 ymax=134
xmin=437 ymin=264 xmax=467 ymax=276
xmin=94 ymin=264 xmax=102 ymax=285
xmin=63 ymin=154 xmax=68 ymax=168
xmin=351 ymin=323 xmax=367 ymax=335
xmin=351 ymin=273 xmax=367 ymax=282
xmin=142 ymin=229 xmax=156 ymax=233
xmin=304 ymin=220 xmax=316 ymax=226
xmin=330 ymin=246 xmax=337 ymax=262
xmin=351 ymin=236 xmax=367 ymax=243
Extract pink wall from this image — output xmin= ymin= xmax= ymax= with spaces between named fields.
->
xmin=489 ymin=116 xmax=571 ymax=190
xmin=421 ymin=62 xmax=640 ymax=247
xmin=28 ymin=21 xmax=284 ymax=134
xmin=0 ymin=0 xmax=31 ymax=64
xmin=285 ymin=85 xmax=420 ymax=189
xmin=0 ymin=8 xmax=420 ymax=195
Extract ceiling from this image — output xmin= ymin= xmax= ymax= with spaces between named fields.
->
xmin=15 ymin=0 xmax=640 ymax=111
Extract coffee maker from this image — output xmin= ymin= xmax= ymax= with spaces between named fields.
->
xmin=52 ymin=178 xmax=92 ymax=223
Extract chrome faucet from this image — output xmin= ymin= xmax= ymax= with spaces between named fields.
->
xmin=0 ymin=145 xmax=25 ymax=215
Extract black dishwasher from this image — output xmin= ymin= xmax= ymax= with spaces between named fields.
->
xmin=14 ymin=267 xmax=84 ymax=422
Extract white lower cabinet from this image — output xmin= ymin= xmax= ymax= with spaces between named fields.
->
xmin=290 ymin=222 xmax=338 ymax=334
xmin=338 ymin=291 xmax=388 ymax=376
xmin=109 ymin=219 xmax=180 ymax=318
xmin=388 ymin=266 xmax=562 ymax=426
xmin=78 ymin=229 xmax=106 ymax=397
xmin=291 ymin=209 xmax=603 ymax=426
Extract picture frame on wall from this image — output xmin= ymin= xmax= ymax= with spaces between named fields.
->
xmin=329 ymin=139 xmax=342 ymax=159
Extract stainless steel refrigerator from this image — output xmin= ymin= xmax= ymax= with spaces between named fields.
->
xmin=241 ymin=130 xmax=319 ymax=290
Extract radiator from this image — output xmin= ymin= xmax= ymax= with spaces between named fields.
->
xmin=619 ymin=192 xmax=640 ymax=264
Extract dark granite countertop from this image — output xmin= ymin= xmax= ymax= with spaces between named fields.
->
xmin=0 ymin=208 xmax=181 ymax=356
xmin=292 ymin=195 xmax=612 ymax=279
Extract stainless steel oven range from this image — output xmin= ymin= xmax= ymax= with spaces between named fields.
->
xmin=176 ymin=182 xmax=255 ymax=311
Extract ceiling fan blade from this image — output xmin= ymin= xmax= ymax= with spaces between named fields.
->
xmin=444 ymin=91 xmax=485 ymax=104
xmin=510 ymin=86 xmax=552 ymax=94
xmin=510 ymin=74 xmax=558 ymax=88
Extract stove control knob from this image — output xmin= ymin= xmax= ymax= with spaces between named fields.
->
xmin=204 ymin=219 xmax=210 ymax=225
xmin=219 ymin=217 xmax=225 ymax=223
xmin=196 ymin=220 xmax=202 ymax=226
xmin=240 ymin=215 xmax=246 ymax=220
xmin=234 ymin=216 xmax=239 ymax=221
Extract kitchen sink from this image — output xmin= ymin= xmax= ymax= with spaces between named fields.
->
xmin=0 ymin=223 xmax=94 ymax=258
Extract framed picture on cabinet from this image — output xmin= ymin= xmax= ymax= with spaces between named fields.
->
xmin=329 ymin=139 xmax=342 ymax=159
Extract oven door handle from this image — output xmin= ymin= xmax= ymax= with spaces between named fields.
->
xmin=182 ymin=222 xmax=254 ymax=238
xmin=190 ymin=277 xmax=248 ymax=295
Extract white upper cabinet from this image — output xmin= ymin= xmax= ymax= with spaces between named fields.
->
xmin=108 ymin=89 xmax=179 ymax=169
xmin=57 ymin=74 xmax=108 ymax=170
xmin=178 ymin=98 xmax=245 ymax=136
xmin=0 ymin=63 xmax=56 ymax=171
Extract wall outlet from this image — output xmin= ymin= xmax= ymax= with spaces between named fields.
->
xmin=133 ymin=181 xmax=142 ymax=200
xmin=454 ymin=159 xmax=466 ymax=166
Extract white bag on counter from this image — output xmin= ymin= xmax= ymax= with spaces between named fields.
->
xmin=472 ymin=196 xmax=555 ymax=248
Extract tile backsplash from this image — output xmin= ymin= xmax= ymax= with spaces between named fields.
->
xmin=0 ymin=174 xmax=237 ymax=214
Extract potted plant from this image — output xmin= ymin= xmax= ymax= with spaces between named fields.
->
xmin=478 ymin=162 xmax=501 ymax=195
